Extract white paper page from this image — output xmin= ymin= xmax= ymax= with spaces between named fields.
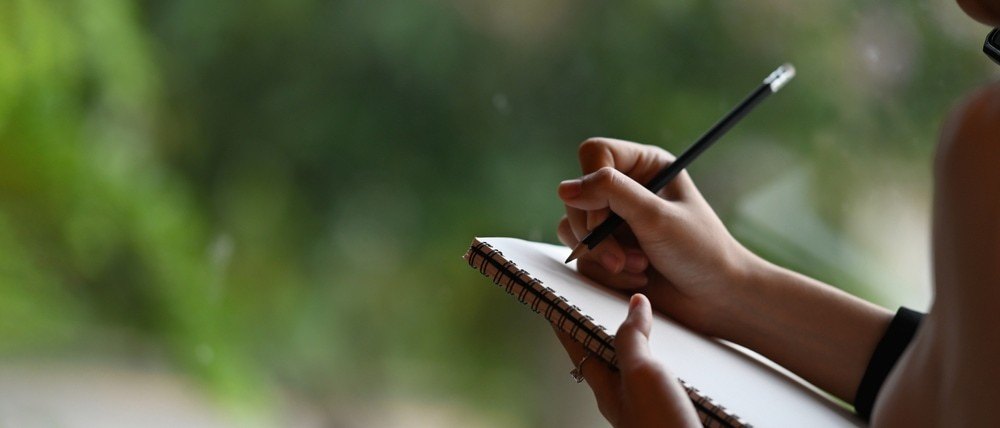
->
xmin=483 ymin=237 xmax=864 ymax=428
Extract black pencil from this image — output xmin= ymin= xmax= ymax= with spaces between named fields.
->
xmin=565 ymin=63 xmax=796 ymax=264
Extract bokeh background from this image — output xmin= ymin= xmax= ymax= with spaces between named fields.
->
xmin=0 ymin=0 xmax=996 ymax=426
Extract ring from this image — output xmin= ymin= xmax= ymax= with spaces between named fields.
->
xmin=570 ymin=353 xmax=590 ymax=383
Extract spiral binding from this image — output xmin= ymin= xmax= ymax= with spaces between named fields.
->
xmin=467 ymin=240 xmax=617 ymax=365
xmin=465 ymin=239 xmax=750 ymax=428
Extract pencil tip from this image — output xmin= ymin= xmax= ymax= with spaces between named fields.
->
xmin=564 ymin=244 xmax=587 ymax=264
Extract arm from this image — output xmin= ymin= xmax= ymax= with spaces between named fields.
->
xmin=556 ymin=137 xmax=891 ymax=404
xmin=714 ymin=257 xmax=893 ymax=402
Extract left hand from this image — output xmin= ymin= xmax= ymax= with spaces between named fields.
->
xmin=553 ymin=294 xmax=701 ymax=428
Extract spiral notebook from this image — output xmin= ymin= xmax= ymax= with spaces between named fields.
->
xmin=464 ymin=237 xmax=864 ymax=428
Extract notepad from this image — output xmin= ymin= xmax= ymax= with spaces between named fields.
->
xmin=464 ymin=237 xmax=864 ymax=428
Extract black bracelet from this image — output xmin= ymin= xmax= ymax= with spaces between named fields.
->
xmin=854 ymin=306 xmax=924 ymax=421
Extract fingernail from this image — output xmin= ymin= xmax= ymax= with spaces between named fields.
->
xmin=629 ymin=294 xmax=642 ymax=311
xmin=586 ymin=210 xmax=608 ymax=230
xmin=627 ymin=273 xmax=649 ymax=288
xmin=558 ymin=179 xmax=582 ymax=199
xmin=600 ymin=252 xmax=621 ymax=273
xmin=627 ymin=294 xmax=642 ymax=320
xmin=624 ymin=251 xmax=648 ymax=273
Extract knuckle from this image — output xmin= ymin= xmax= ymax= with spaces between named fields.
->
xmin=591 ymin=167 xmax=620 ymax=189
xmin=617 ymin=315 xmax=639 ymax=332
xmin=578 ymin=137 xmax=611 ymax=159
xmin=579 ymin=138 xmax=617 ymax=170
xmin=577 ymin=258 xmax=606 ymax=278
xmin=654 ymin=145 xmax=676 ymax=162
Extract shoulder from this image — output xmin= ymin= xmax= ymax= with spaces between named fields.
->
xmin=936 ymin=82 xmax=1000 ymax=182
xmin=932 ymin=83 xmax=1000 ymax=315
xmin=933 ymin=82 xmax=1000 ymax=271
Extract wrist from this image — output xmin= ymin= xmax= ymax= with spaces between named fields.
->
xmin=700 ymin=246 xmax=775 ymax=340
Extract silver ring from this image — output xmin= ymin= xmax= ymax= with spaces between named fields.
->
xmin=570 ymin=353 xmax=590 ymax=383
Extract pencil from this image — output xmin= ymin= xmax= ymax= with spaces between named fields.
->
xmin=565 ymin=63 xmax=796 ymax=264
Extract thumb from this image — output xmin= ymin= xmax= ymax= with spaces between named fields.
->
xmin=615 ymin=294 xmax=653 ymax=368
xmin=558 ymin=167 xmax=669 ymax=233
xmin=615 ymin=294 xmax=702 ymax=427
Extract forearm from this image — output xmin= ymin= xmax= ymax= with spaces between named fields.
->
xmin=709 ymin=257 xmax=893 ymax=402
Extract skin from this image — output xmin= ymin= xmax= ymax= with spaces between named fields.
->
xmin=552 ymin=3 xmax=1000 ymax=426
xmin=874 ymin=81 xmax=1000 ymax=426
xmin=553 ymin=295 xmax=701 ymax=427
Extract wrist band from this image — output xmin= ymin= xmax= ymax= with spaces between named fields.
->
xmin=854 ymin=306 xmax=924 ymax=421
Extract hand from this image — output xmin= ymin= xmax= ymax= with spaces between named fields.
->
xmin=554 ymin=294 xmax=700 ymax=428
xmin=557 ymin=137 xmax=760 ymax=334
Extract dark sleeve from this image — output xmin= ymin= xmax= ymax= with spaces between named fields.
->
xmin=853 ymin=306 xmax=925 ymax=421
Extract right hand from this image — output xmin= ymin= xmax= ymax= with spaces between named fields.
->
xmin=557 ymin=137 xmax=762 ymax=334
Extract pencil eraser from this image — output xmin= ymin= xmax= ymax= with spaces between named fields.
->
xmin=765 ymin=63 xmax=796 ymax=92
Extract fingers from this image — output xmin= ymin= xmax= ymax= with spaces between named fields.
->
xmin=557 ymin=216 xmax=577 ymax=247
xmin=558 ymin=220 xmax=648 ymax=286
xmin=614 ymin=294 xmax=703 ymax=427
xmin=615 ymin=294 xmax=654 ymax=369
xmin=553 ymin=327 xmax=615 ymax=390
xmin=560 ymin=207 xmax=629 ymax=274
xmin=564 ymin=206 xmax=587 ymax=242
xmin=560 ymin=137 xmax=677 ymax=277
xmin=578 ymin=137 xmax=655 ymax=177
xmin=577 ymin=137 xmax=695 ymax=202
xmin=559 ymin=167 xmax=671 ymax=234
xmin=622 ymin=247 xmax=649 ymax=273
xmin=578 ymin=258 xmax=649 ymax=289
xmin=551 ymin=325 xmax=620 ymax=421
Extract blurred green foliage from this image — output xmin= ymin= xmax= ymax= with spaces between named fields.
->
xmin=0 ymin=0 xmax=994 ymax=425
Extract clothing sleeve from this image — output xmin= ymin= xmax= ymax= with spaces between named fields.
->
xmin=853 ymin=306 xmax=925 ymax=421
